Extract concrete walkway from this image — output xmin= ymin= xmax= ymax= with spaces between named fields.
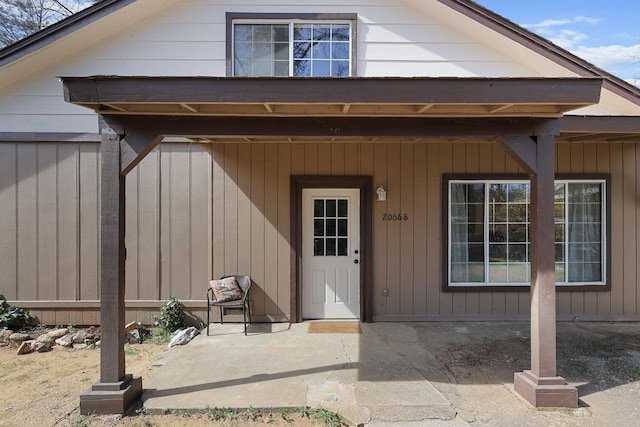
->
xmin=142 ymin=322 xmax=467 ymax=426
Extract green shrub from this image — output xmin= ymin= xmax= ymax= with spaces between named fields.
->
xmin=152 ymin=296 xmax=184 ymax=333
xmin=0 ymin=295 xmax=31 ymax=329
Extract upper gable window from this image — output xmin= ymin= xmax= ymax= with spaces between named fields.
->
xmin=227 ymin=13 xmax=356 ymax=77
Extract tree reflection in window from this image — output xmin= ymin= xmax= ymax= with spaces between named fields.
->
xmin=234 ymin=21 xmax=351 ymax=77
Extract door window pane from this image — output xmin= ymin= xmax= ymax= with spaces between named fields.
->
xmin=313 ymin=198 xmax=349 ymax=257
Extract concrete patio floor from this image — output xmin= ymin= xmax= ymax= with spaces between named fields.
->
xmin=142 ymin=321 xmax=640 ymax=426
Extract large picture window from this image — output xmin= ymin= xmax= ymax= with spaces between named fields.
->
xmin=445 ymin=175 xmax=609 ymax=289
xmin=229 ymin=15 xmax=355 ymax=77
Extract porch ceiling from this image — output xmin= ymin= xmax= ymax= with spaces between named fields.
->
xmin=62 ymin=76 xmax=602 ymax=119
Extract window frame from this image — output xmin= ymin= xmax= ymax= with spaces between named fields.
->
xmin=226 ymin=13 xmax=358 ymax=77
xmin=442 ymin=173 xmax=611 ymax=292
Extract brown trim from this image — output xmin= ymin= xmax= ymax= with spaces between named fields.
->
xmin=62 ymin=76 xmax=602 ymax=107
xmin=441 ymin=173 xmax=612 ymax=292
xmin=290 ymin=175 xmax=372 ymax=323
xmin=225 ymin=13 xmax=358 ymax=77
xmin=560 ymin=116 xmax=640 ymax=134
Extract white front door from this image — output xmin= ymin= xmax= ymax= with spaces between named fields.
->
xmin=302 ymin=189 xmax=360 ymax=319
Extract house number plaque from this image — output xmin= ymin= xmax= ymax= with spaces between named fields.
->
xmin=381 ymin=213 xmax=409 ymax=221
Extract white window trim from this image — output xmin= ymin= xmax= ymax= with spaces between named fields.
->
xmin=447 ymin=178 xmax=607 ymax=288
xmin=231 ymin=19 xmax=354 ymax=77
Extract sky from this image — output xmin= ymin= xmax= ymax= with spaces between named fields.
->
xmin=478 ymin=0 xmax=640 ymax=85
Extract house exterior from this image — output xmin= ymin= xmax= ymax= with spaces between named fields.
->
xmin=1 ymin=0 xmax=639 ymax=413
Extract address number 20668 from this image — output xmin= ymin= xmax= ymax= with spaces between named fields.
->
xmin=381 ymin=213 xmax=409 ymax=221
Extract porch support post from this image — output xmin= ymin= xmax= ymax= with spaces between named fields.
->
xmin=509 ymin=134 xmax=578 ymax=408
xmin=80 ymin=125 xmax=142 ymax=415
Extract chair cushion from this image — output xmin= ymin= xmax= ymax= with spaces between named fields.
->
xmin=210 ymin=277 xmax=244 ymax=302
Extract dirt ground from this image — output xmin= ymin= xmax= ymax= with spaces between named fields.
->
xmin=2 ymin=322 xmax=640 ymax=426
xmin=409 ymin=321 xmax=640 ymax=426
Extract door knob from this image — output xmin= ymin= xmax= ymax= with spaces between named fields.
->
xmin=354 ymin=259 xmax=359 ymax=264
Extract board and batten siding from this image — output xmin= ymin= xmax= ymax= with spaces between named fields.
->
xmin=1 ymin=139 xmax=640 ymax=324
xmin=0 ymin=0 xmax=538 ymax=134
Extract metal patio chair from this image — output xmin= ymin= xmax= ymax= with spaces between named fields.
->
xmin=206 ymin=275 xmax=252 ymax=336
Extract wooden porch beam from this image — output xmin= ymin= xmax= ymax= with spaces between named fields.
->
xmin=62 ymin=76 xmax=603 ymax=106
xmin=109 ymin=116 xmax=559 ymax=140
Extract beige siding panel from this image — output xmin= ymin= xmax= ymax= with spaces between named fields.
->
xmin=159 ymin=145 xmax=201 ymax=300
xmin=78 ymin=144 xmax=100 ymax=301
xmin=190 ymin=145 xmax=212 ymax=299
xmin=292 ymin=144 xmax=305 ymax=176
xmin=237 ymin=144 xmax=252 ymax=277
xmin=345 ymin=143 xmax=359 ymax=176
xmin=223 ymin=144 xmax=239 ymax=276
xmin=0 ymin=144 xmax=17 ymax=299
xmin=37 ymin=145 xmax=58 ymax=300
xmin=610 ymin=144 xmax=624 ymax=317
xmin=125 ymin=165 xmax=141 ymax=301
xmin=637 ymin=143 xmax=640 ymax=318
xmin=426 ymin=143 xmax=442 ymax=315
xmin=373 ymin=144 xmax=388 ymax=315
xmin=278 ymin=144 xmax=292 ymax=317
xmin=57 ymin=144 xmax=79 ymax=300
xmin=250 ymin=144 xmax=266 ymax=318
xmin=212 ymin=145 xmax=226 ymax=278
xmin=304 ymin=144 xmax=318 ymax=175
xmin=317 ymin=144 xmax=332 ymax=175
xmin=136 ymin=148 xmax=161 ymax=301
xmin=623 ymin=144 xmax=637 ymax=316
xmin=263 ymin=144 xmax=279 ymax=317
xmin=400 ymin=143 xmax=415 ymax=315
xmin=5 ymin=137 xmax=639 ymax=323
xmin=331 ymin=143 xmax=345 ymax=175
xmin=413 ymin=143 xmax=428 ymax=316
xmin=385 ymin=143 xmax=402 ymax=315
xmin=159 ymin=147 xmax=172 ymax=300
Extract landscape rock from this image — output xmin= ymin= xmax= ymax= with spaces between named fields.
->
xmin=55 ymin=334 xmax=75 ymax=347
xmin=126 ymin=329 xmax=142 ymax=344
xmin=72 ymin=330 xmax=90 ymax=343
xmin=47 ymin=328 xmax=69 ymax=339
xmin=73 ymin=343 xmax=87 ymax=350
xmin=9 ymin=333 xmax=30 ymax=343
xmin=33 ymin=343 xmax=52 ymax=353
xmin=36 ymin=334 xmax=55 ymax=344
xmin=16 ymin=341 xmax=31 ymax=355
xmin=1 ymin=330 xmax=14 ymax=342
xmin=168 ymin=327 xmax=199 ymax=347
